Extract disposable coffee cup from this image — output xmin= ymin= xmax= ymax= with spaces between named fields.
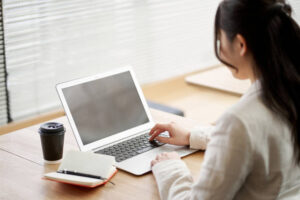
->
xmin=39 ymin=122 xmax=65 ymax=164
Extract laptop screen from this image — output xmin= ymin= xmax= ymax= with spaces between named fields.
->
xmin=62 ymin=71 xmax=150 ymax=145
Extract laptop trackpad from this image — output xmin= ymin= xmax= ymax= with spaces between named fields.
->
xmin=116 ymin=144 xmax=198 ymax=175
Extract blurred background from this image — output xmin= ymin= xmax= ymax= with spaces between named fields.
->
xmin=1 ymin=0 xmax=300 ymax=126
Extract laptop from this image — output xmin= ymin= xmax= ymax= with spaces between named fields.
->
xmin=56 ymin=67 xmax=198 ymax=175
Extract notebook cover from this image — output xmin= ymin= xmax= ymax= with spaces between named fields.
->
xmin=43 ymin=169 xmax=118 ymax=188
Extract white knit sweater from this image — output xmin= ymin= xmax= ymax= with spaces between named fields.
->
xmin=152 ymin=81 xmax=300 ymax=200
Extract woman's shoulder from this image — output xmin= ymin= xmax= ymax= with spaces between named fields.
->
xmin=212 ymin=88 xmax=267 ymax=140
xmin=215 ymin=86 xmax=289 ymax=147
xmin=223 ymin=85 xmax=274 ymax=128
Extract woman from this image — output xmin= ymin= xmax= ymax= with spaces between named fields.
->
xmin=149 ymin=0 xmax=300 ymax=199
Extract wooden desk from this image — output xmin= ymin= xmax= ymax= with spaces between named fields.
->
xmin=0 ymin=109 xmax=206 ymax=200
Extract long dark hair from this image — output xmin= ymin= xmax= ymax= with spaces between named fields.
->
xmin=214 ymin=0 xmax=300 ymax=164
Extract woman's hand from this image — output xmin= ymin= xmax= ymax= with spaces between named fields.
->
xmin=149 ymin=122 xmax=191 ymax=146
xmin=151 ymin=151 xmax=180 ymax=167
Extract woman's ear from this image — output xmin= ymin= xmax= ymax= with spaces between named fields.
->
xmin=236 ymin=34 xmax=247 ymax=56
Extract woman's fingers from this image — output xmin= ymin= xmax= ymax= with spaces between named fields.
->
xmin=149 ymin=123 xmax=170 ymax=136
xmin=149 ymin=124 xmax=159 ymax=135
xmin=149 ymin=123 xmax=169 ymax=135
xmin=151 ymin=151 xmax=181 ymax=167
xmin=149 ymin=128 xmax=165 ymax=141
xmin=155 ymin=136 xmax=172 ymax=144
xmin=151 ymin=159 xmax=157 ymax=167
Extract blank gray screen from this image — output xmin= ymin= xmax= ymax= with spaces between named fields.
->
xmin=62 ymin=71 xmax=149 ymax=145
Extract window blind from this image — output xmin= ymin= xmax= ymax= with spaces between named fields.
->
xmin=0 ymin=1 xmax=11 ymax=125
xmin=3 ymin=0 xmax=220 ymax=121
xmin=2 ymin=0 xmax=300 ymax=123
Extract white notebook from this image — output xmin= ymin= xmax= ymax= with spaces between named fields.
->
xmin=44 ymin=151 xmax=117 ymax=188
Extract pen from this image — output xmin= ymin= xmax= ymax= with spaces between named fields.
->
xmin=57 ymin=169 xmax=115 ymax=185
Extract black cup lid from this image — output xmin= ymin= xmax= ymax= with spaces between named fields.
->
xmin=39 ymin=122 xmax=65 ymax=134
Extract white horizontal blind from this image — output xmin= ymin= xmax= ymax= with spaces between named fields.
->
xmin=0 ymin=2 xmax=5 ymax=125
xmin=3 ymin=0 xmax=220 ymax=121
xmin=0 ymin=1 xmax=11 ymax=125
xmin=3 ymin=0 xmax=300 ymax=122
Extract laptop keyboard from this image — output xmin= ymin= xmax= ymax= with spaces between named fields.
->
xmin=95 ymin=132 xmax=165 ymax=162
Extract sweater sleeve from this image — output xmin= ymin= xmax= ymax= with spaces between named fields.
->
xmin=152 ymin=159 xmax=194 ymax=200
xmin=189 ymin=125 xmax=215 ymax=150
xmin=151 ymin=112 xmax=253 ymax=200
